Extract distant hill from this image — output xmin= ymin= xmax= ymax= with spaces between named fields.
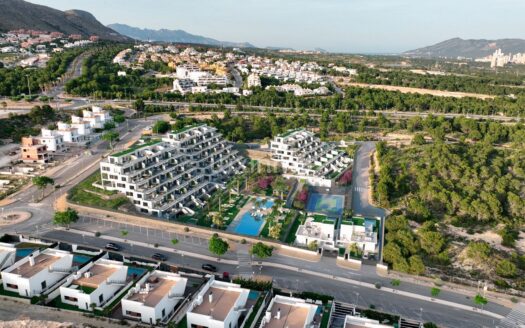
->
xmin=404 ymin=38 xmax=525 ymax=59
xmin=108 ymin=23 xmax=254 ymax=48
xmin=0 ymin=0 xmax=129 ymax=41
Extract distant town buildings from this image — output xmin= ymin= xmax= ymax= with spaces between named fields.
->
xmin=247 ymin=73 xmax=261 ymax=88
xmin=475 ymin=48 xmax=525 ymax=68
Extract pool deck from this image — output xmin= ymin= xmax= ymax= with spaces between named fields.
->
xmin=226 ymin=197 xmax=272 ymax=236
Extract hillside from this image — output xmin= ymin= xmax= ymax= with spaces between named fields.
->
xmin=404 ymin=37 xmax=525 ymax=59
xmin=108 ymin=23 xmax=254 ymax=48
xmin=0 ymin=0 xmax=129 ymax=41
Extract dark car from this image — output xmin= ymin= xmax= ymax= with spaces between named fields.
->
xmin=202 ymin=264 xmax=217 ymax=272
xmin=152 ymin=253 xmax=168 ymax=261
xmin=104 ymin=243 xmax=121 ymax=251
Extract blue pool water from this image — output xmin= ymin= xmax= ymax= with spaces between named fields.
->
xmin=234 ymin=199 xmax=274 ymax=236
xmin=127 ymin=266 xmax=147 ymax=278
xmin=73 ymin=254 xmax=92 ymax=265
xmin=248 ymin=290 xmax=260 ymax=300
xmin=306 ymin=193 xmax=345 ymax=217
xmin=16 ymin=248 xmax=34 ymax=258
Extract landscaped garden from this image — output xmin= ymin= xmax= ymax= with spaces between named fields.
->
xmin=68 ymin=172 xmax=129 ymax=210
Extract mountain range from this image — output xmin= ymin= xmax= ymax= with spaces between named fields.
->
xmin=0 ymin=0 xmax=129 ymax=41
xmin=108 ymin=23 xmax=254 ymax=48
xmin=404 ymin=37 xmax=525 ymax=59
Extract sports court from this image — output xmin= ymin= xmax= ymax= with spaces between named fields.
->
xmin=306 ymin=192 xmax=345 ymax=217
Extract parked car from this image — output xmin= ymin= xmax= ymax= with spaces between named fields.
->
xmin=201 ymin=264 xmax=217 ymax=272
xmin=152 ymin=253 xmax=168 ymax=261
xmin=104 ymin=243 xmax=121 ymax=251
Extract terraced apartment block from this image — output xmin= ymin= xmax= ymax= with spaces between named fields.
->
xmin=270 ymin=129 xmax=351 ymax=187
xmin=100 ymin=124 xmax=245 ymax=218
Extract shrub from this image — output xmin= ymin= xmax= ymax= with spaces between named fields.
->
xmin=375 ymin=282 xmax=382 ymax=289
xmin=94 ymin=231 xmax=101 ymax=237
xmin=153 ymin=243 xmax=159 ymax=248
xmin=184 ymin=227 xmax=190 ymax=232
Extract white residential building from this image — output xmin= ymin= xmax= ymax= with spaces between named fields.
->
xmin=82 ymin=106 xmax=113 ymax=129
xmin=186 ymin=279 xmax=250 ymax=328
xmin=1 ymin=249 xmax=73 ymax=297
xmin=59 ymin=258 xmax=128 ymax=311
xmin=337 ymin=217 xmax=379 ymax=254
xmin=100 ymin=124 xmax=245 ymax=218
xmin=247 ymin=73 xmax=261 ymax=88
xmin=343 ymin=315 xmax=392 ymax=328
xmin=270 ymin=129 xmax=351 ymax=187
xmin=295 ymin=215 xmax=336 ymax=250
xmin=0 ymin=242 xmax=16 ymax=270
xmin=173 ymin=78 xmax=195 ymax=95
xmin=38 ymin=128 xmax=64 ymax=152
xmin=70 ymin=116 xmax=93 ymax=136
xmin=176 ymin=64 xmax=228 ymax=87
xmin=122 ymin=270 xmax=187 ymax=324
xmin=259 ymin=295 xmax=318 ymax=328
xmin=56 ymin=122 xmax=85 ymax=143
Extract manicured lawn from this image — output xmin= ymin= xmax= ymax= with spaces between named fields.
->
xmin=49 ymin=296 xmax=90 ymax=312
xmin=319 ymin=303 xmax=332 ymax=328
xmin=243 ymin=294 xmax=265 ymax=328
xmin=68 ymin=172 xmax=129 ymax=210
xmin=284 ymin=213 xmax=306 ymax=244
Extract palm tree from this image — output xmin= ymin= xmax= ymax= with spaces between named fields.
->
xmin=32 ymin=176 xmax=55 ymax=200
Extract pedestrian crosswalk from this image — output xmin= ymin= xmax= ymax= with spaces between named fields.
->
xmin=498 ymin=303 xmax=525 ymax=328
xmin=236 ymin=245 xmax=253 ymax=277
xmin=354 ymin=186 xmax=367 ymax=193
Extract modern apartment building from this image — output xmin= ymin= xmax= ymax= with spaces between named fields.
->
xmin=259 ymin=295 xmax=319 ymax=328
xmin=100 ymin=124 xmax=245 ymax=218
xmin=38 ymin=128 xmax=65 ymax=152
xmin=122 ymin=270 xmax=187 ymax=324
xmin=1 ymin=249 xmax=73 ymax=297
xmin=59 ymin=258 xmax=128 ymax=311
xmin=186 ymin=279 xmax=250 ymax=328
xmin=270 ymin=129 xmax=351 ymax=187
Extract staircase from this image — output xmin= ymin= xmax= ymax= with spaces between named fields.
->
xmin=498 ymin=303 xmax=525 ymax=328
xmin=330 ymin=301 xmax=356 ymax=328
xmin=399 ymin=318 xmax=423 ymax=328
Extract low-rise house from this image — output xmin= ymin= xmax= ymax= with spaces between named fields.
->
xmin=20 ymin=136 xmax=50 ymax=164
xmin=295 ymin=215 xmax=336 ymax=250
xmin=344 ymin=315 xmax=392 ymax=328
xmin=122 ymin=270 xmax=187 ymax=324
xmin=1 ymin=249 xmax=73 ymax=297
xmin=259 ymin=295 xmax=319 ymax=328
xmin=59 ymin=258 xmax=128 ymax=311
xmin=337 ymin=217 xmax=379 ymax=255
xmin=186 ymin=279 xmax=250 ymax=328
xmin=38 ymin=128 xmax=65 ymax=152
xmin=56 ymin=122 xmax=85 ymax=143
xmin=0 ymin=242 xmax=16 ymax=270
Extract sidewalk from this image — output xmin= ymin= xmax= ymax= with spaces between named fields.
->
xmin=57 ymin=226 xmax=507 ymax=320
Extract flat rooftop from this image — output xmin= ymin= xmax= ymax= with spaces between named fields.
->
xmin=72 ymin=263 xmax=119 ymax=288
xmin=14 ymin=253 xmax=62 ymax=278
xmin=128 ymin=276 xmax=181 ymax=307
xmin=265 ymin=301 xmax=311 ymax=328
xmin=191 ymin=286 xmax=241 ymax=321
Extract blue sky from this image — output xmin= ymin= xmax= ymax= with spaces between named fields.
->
xmin=29 ymin=0 xmax=525 ymax=53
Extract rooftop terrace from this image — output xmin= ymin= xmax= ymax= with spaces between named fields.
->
xmin=13 ymin=254 xmax=62 ymax=278
xmin=191 ymin=286 xmax=241 ymax=321
xmin=72 ymin=263 xmax=120 ymax=289
xmin=128 ymin=276 xmax=182 ymax=307
xmin=112 ymin=139 xmax=162 ymax=157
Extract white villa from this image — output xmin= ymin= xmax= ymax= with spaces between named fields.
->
xmin=336 ymin=217 xmax=379 ymax=254
xmin=0 ymin=242 xmax=16 ymax=270
xmin=186 ymin=279 xmax=250 ymax=328
xmin=270 ymin=129 xmax=351 ymax=187
xmin=54 ymin=106 xmax=112 ymax=144
xmin=100 ymin=124 xmax=245 ymax=218
xmin=121 ymin=270 xmax=187 ymax=324
xmin=37 ymin=128 xmax=65 ymax=152
xmin=1 ymin=249 xmax=73 ymax=297
xmin=259 ymin=295 xmax=319 ymax=328
xmin=295 ymin=215 xmax=336 ymax=250
xmin=59 ymin=258 xmax=128 ymax=311
xmin=344 ymin=315 xmax=392 ymax=328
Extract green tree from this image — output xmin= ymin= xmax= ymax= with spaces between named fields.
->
xmin=466 ymin=241 xmax=491 ymax=261
xmin=307 ymin=240 xmax=319 ymax=251
xmin=430 ymin=287 xmax=441 ymax=297
xmin=53 ymin=209 xmax=79 ymax=228
xmin=153 ymin=120 xmax=170 ymax=134
xmin=272 ymin=177 xmax=288 ymax=200
xmin=473 ymin=294 xmax=488 ymax=306
xmin=412 ymin=133 xmax=426 ymax=145
xmin=419 ymin=231 xmax=445 ymax=256
xmin=250 ymin=242 xmax=274 ymax=258
xmin=390 ymin=279 xmax=401 ymax=287
xmin=409 ymin=255 xmax=426 ymax=275
xmin=133 ymin=98 xmax=145 ymax=112
xmin=102 ymin=131 xmax=119 ymax=149
xmin=32 ymin=176 xmax=55 ymax=200
xmin=103 ymin=121 xmax=116 ymax=130
xmin=171 ymin=238 xmax=179 ymax=246
xmin=268 ymin=222 xmax=282 ymax=240
xmin=208 ymin=234 xmax=229 ymax=258
xmin=121 ymin=230 xmax=128 ymax=240
xmin=496 ymin=259 xmax=517 ymax=278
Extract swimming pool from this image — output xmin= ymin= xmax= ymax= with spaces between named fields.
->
xmin=73 ymin=254 xmax=92 ymax=266
xmin=127 ymin=266 xmax=147 ymax=279
xmin=306 ymin=193 xmax=345 ymax=217
xmin=233 ymin=198 xmax=274 ymax=236
xmin=16 ymin=248 xmax=34 ymax=258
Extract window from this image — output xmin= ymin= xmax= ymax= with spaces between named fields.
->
xmin=6 ymin=283 xmax=18 ymax=290
xmin=162 ymin=308 xmax=165 ymax=318
xmin=41 ymin=281 xmax=47 ymax=290
xmin=64 ymin=296 xmax=78 ymax=302
xmin=125 ymin=310 xmax=141 ymax=318
xmin=99 ymin=294 xmax=104 ymax=303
